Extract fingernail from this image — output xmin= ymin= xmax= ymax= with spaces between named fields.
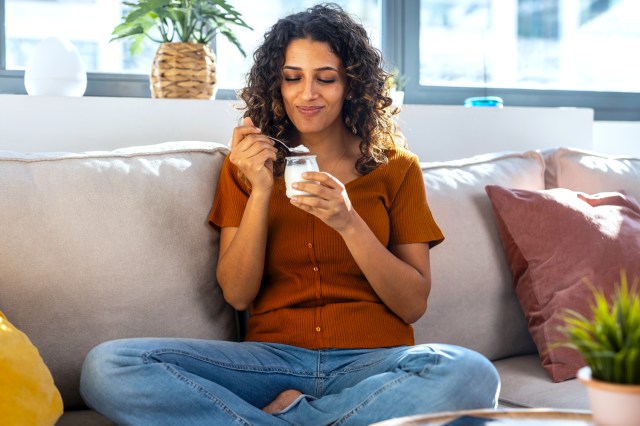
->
xmin=290 ymin=197 xmax=298 ymax=202
xmin=292 ymin=183 xmax=299 ymax=189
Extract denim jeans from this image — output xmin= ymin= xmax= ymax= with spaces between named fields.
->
xmin=80 ymin=339 xmax=500 ymax=426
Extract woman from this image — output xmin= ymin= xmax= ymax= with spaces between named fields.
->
xmin=80 ymin=4 xmax=499 ymax=425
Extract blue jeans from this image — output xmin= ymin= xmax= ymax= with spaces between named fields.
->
xmin=80 ymin=339 xmax=499 ymax=425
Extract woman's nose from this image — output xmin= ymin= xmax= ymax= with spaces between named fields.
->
xmin=302 ymin=80 xmax=318 ymax=100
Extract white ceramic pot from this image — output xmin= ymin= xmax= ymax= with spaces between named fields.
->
xmin=578 ymin=366 xmax=640 ymax=426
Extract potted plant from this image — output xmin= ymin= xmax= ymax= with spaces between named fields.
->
xmin=112 ymin=0 xmax=252 ymax=99
xmin=384 ymin=67 xmax=408 ymax=108
xmin=558 ymin=271 xmax=640 ymax=426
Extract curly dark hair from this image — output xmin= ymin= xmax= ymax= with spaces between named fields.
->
xmin=240 ymin=3 xmax=406 ymax=177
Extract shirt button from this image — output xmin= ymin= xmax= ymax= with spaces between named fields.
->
xmin=308 ymin=243 xmax=313 ymax=248
xmin=316 ymin=327 xmax=321 ymax=332
xmin=313 ymin=267 xmax=318 ymax=272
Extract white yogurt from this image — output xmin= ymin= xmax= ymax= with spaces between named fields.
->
xmin=289 ymin=144 xmax=310 ymax=154
xmin=284 ymin=155 xmax=319 ymax=198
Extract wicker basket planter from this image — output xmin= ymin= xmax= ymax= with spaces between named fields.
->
xmin=150 ymin=42 xmax=217 ymax=100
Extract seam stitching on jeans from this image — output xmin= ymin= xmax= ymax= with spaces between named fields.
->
xmin=147 ymin=348 xmax=316 ymax=376
xmin=419 ymin=350 xmax=440 ymax=376
xmin=329 ymin=351 xmax=442 ymax=426
xmin=162 ymin=363 xmax=253 ymax=426
xmin=331 ymin=372 xmax=414 ymax=426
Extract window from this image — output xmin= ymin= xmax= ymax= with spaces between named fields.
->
xmin=0 ymin=0 xmax=638 ymax=120
xmin=4 ymin=0 xmax=153 ymax=74
xmin=417 ymin=0 xmax=640 ymax=92
xmin=404 ymin=0 xmax=640 ymax=119
xmin=1 ymin=0 xmax=379 ymax=93
xmin=216 ymin=0 xmax=380 ymax=90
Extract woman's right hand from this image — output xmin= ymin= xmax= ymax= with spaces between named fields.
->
xmin=229 ymin=117 xmax=278 ymax=193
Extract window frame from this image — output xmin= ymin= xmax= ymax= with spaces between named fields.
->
xmin=398 ymin=0 xmax=640 ymax=121
xmin=0 ymin=0 xmax=638 ymax=120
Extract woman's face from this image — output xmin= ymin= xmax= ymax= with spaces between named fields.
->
xmin=280 ymin=38 xmax=348 ymax=137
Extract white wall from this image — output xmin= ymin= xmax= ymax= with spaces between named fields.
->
xmin=1 ymin=94 xmax=634 ymax=161
xmin=0 ymin=95 xmax=238 ymax=152
xmin=397 ymin=104 xmax=593 ymax=161
xmin=593 ymin=121 xmax=640 ymax=157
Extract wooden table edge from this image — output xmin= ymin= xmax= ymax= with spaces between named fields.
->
xmin=371 ymin=408 xmax=593 ymax=425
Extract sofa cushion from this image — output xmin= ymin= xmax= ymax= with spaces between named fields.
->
xmin=414 ymin=151 xmax=544 ymax=361
xmin=486 ymin=185 xmax=640 ymax=382
xmin=545 ymin=147 xmax=640 ymax=200
xmin=494 ymin=355 xmax=588 ymax=410
xmin=0 ymin=142 xmax=236 ymax=409
xmin=56 ymin=410 xmax=115 ymax=425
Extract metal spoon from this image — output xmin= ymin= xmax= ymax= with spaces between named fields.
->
xmin=265 ymin=135 xmax=310 ymax=155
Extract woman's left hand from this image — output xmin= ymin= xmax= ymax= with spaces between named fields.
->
xmin=290 ymin=172 xmax=355 ymax=233
xmin=292 ymin=171 xmax=431 ymax=324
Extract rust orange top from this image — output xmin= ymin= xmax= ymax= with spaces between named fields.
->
xmin=209 ymin=147 xmax=444 ymax=349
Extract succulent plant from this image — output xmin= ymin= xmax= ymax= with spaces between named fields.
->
xmin=559 ymin=271 xmax=640 ymax=385
xmin=384 ymin=67 xmax=408 ymax=91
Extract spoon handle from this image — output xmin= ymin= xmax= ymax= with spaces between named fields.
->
xmin=265 ymin=136 xmax=291 ymax=154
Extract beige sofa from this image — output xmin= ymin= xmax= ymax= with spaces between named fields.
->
xmin=3 ymin=141 xmax=637 ymax=424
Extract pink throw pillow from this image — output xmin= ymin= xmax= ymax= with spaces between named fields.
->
xmin=485 ymin=185 xmax=640 ymax=382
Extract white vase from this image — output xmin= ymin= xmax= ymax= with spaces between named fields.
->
xmin=578 ymin=366 xmax=640 ymax=426
xmin=24 ymin=37 xmax=87 ymax=97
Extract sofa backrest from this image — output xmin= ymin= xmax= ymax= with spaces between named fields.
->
xmin=0 ymin=142 xmax=237 ymax=409
xmin=414 ymin=151 xmax=545 ymax=361
xmin=5 ymin=142 xmax=612 ymax=408
xmin=545 ymin=147 xmax=640 ymax=201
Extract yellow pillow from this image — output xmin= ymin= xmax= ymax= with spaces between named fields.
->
xmin=0 ymin=311 xmax=63 ymax=425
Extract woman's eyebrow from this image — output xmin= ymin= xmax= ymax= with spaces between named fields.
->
xmin=282 ymin=65 xmax=339 ymax=72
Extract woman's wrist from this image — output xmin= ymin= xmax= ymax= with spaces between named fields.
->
xmin=337 ymin=210 xmax=364 ymax=240
xmin=249 ymin=186 xmax=273 ymax=203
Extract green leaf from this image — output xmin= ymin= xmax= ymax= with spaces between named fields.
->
xmin=112 ymin=0 xmax=252 ymax=55
xmin=557 ymin=270 xmax=640 ymax=384
xmin=627 ymin=348 xmax=639 ymax=384
xmin=124 ymin=0 xmax=172 ymax=23
xmin=217 ymin=26 xmax=247 ymax=57
xmin=111 ymin=22 xmax=145 ymax=41
xmin=129 ymin=34 xmax=147 ymax=56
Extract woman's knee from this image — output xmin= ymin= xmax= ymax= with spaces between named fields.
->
xmin=396 ymin=345 xmax=488 ymax=373
xmin=399 ymin=345 xmax=499 ymax=407
xmin=436 ymin=345 xmax=500 ymax=407
xmin=80 ymin=339 xmax=144 ymax=406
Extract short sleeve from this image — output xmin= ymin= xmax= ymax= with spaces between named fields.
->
xmin=389 ymin=155 xmax=444 ymax=248
xmin=208 ymin=156 xmax=250 ymax=229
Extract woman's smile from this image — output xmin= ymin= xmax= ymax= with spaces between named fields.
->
xmin=297 ymin=105 xmax=324 ymax=116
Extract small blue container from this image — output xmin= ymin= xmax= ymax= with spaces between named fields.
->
xmin=464 ymin=96 xmax=504 ymax=108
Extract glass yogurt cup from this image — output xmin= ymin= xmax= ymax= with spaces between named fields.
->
xmin=284 ymin=155 xmax=319 ymax=198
